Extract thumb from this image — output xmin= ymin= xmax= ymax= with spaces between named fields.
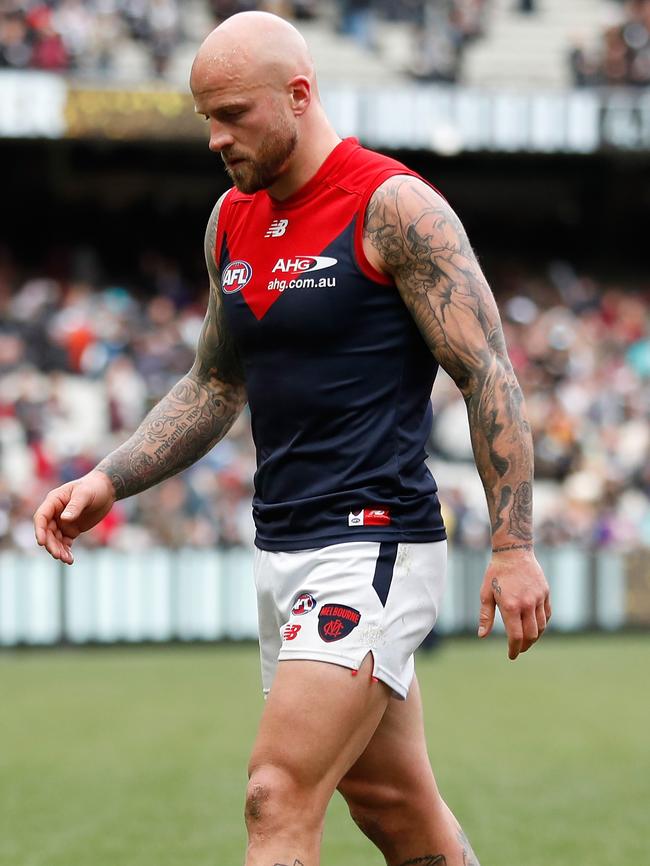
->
xmin=61 ymin=488 xmax=91 ymax=521
xmin=478 ymin=593 xmax=496 ymax=638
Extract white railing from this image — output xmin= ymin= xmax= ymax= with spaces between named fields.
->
xmin=0 ymin=546 xmax=632 ymax=646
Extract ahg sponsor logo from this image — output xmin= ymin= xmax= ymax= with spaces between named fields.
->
xmin=272 ymin=256 xmax=337 ymax=274
xmin=222 ymin=260 xmax=252 ymax=293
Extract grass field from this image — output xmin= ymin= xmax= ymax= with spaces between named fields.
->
xmin=1 ymin=636 xmax=648 ymax=866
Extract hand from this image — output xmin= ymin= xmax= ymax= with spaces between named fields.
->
xmin=477 ymin=549 xmax=551 ymax=660
xmin=33 ymin=470 xmax=117 ymax=565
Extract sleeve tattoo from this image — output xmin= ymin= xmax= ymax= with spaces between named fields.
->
xmin=96 ymin=194 xmax=246 ymax=499
xmin=363 ymin=176 xmax=533 ymax=552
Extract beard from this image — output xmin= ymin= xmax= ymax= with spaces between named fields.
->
xmin=223 ymin=115 xmax=298 ymax=194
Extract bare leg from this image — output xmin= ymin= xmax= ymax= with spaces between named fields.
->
xmin=338 ymin=676 xmax=480 ymax=866
xmin=244 ymin=654 xmax=391 ymax=866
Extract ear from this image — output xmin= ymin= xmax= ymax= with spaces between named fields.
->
xmin=288 ymin=75 xmax=311 ymax=115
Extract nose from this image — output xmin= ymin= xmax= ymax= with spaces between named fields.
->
xmin=208 ymin=120 xmax=234 ymax=153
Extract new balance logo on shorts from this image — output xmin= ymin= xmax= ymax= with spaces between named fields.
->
xmin=283 ymin=624 xmax=301 ymax=641
xmin=318 ymin=604 xmax=361 ymax=643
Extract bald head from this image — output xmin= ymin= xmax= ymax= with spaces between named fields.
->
xmin=190 ymin=12 xmax=339 ymax=198
xmin=191 ymin=11 xmax=315 ymax=97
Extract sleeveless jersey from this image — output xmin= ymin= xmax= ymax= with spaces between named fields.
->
xmin=215 ymin=137 xmax=446 ymax=551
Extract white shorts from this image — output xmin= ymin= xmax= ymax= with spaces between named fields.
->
xmin=254 ymin=540 xmax=447 ymax=700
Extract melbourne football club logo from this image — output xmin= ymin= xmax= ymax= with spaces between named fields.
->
xmin=292 ymin=592 xmax=316 ymax=616
xmin=318 ymin=604 xmax=361 ymax=643
xmin=222 ymin=260 xmax=252 ymax=294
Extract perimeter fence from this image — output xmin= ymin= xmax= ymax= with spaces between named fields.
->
xmin=1 ymin=546 xmax=648 ymax=646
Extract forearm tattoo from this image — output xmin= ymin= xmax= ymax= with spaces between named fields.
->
xmin=97 ymin=195 xmax=246 ymax=500
xmin=364 ymin=177 xmax=533 ymax=550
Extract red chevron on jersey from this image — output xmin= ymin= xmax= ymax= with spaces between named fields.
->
xmin=225 ymin=196 xmax=359 ymax=321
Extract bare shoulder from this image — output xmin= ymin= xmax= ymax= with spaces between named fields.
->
xmin=363 ymin=174 xmax=508 ymax=395
xmin=204 ymin=190 xmax=231 ymax=286
xmin=193 ymin=189 xmax=245 ymax=387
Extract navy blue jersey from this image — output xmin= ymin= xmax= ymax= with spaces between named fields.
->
xmin=214 ymin=137 xmax=446 ymax=550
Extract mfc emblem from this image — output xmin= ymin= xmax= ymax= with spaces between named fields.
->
xmin=292 ymin=593 xmax=316 ymax=616
xmin=222 ymin=260 xmax=252 ymax=294
xmin=318 ymin=604 xmax=361 ymax=643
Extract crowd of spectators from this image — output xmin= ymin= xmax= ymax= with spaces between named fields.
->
xmin=0 ymin=245 xmax=648 ymax=554
xmin=0 ymin=0 xmax=489 ymax=84
xmin=0 ymin=0 xmax=182 ymax=77
xmin=570 ymin=0 xmax=650 ymax=88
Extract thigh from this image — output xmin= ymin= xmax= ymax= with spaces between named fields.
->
xmin=338 ymin=673 xmax=440 ymax=803
xmin=248 ymin=654 xmax=392 ymax=802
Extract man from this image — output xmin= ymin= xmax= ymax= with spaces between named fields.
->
xmin=34 ymin=11 xmax=551 ymax=866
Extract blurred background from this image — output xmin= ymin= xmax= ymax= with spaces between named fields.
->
xmin=0 ymin=0 xmax=649 ymax=643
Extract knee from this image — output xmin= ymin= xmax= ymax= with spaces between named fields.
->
xmin=245 ymin=764 xmax=320 ymax=837
xmin=340 ymin=780 xmax=407 ymax=851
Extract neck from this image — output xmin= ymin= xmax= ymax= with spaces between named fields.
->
xmin=267 ymin=110 xmax=341 ymax=200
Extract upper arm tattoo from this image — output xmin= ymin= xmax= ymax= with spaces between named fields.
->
xmin=363 ymin=176 xmax=533 ymax=548
xmin=191 ymin=194 xmax=246 ymax=387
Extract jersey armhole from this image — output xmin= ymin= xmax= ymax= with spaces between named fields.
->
xmin=214 ymin=187 xmax=236 ymax=268
xmin=352 ymin=169 xmax=447 ymax=287
xmin=353 ymin=168 xmax=400 ymax=286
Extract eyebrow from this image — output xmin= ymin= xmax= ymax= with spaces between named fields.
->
xmin=195 ymin=101 xmax=250 ymax=116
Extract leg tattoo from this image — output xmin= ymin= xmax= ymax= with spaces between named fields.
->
xmin=398 ymin=858 xmax=447 ymax=866
xmin=458 ymin=829 xmax=480 ymax=866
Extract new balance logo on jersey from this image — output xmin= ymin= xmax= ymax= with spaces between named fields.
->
xmin=265 ymin=219 xmax=289 ymax=237
xmin=272 ymin=256 xmax=337 ymax=274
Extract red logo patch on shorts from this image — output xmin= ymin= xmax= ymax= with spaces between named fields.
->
xmin=318 ymin=604 xmax=361 ymax=643
xmin=292 ymin=592 xmax=316 ymax=616
xmin=282 ymin=624 xmax=301 ymax=641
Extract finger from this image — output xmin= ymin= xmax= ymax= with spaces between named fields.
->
xmin=34 ymin=486 xmax=73 ymax=545
xmin=520 ymin=607 xmax=539 ymax=654
xmin=500 ymin=608 xmax=523 ymax=660
xmin=44 ymin=519 xmax=69 ymax=560
xmin=535 ymin=603 xmax=547 ymax=636
xmin=60 ymin=488 xmax=91 ymax=522
xmin=34 ymin=499 xmax=58 ymax=545
xmin=477 ymin=592 xmax=496 ymax=638
xmin=544 ymin=594 xmax=552 ymax=623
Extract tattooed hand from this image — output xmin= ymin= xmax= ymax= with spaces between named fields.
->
xmin=363 ymin=176 xmax=550 ymax=659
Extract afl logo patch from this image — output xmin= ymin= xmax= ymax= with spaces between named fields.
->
xmin=222 ymin=260 xmax=252 ymax=294
xmin=318 ymin=604 xmax=361 ymax=643
xmin=292 ymin=593 xmax=316 ymax=616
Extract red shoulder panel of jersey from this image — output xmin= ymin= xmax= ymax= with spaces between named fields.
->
xmin=213 ymin=139 xmax=445 ymax=312
xmin=215 ymin=186 xmax=252 ymax=272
